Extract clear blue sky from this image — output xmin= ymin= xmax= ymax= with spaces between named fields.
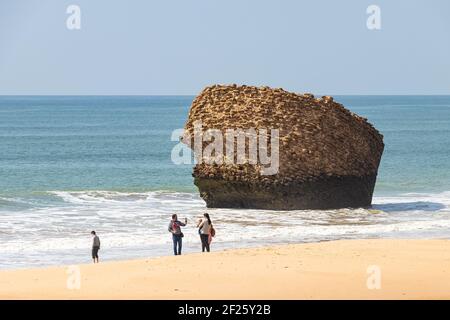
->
xmin=0 ymin=0 xmax=449 ymax=95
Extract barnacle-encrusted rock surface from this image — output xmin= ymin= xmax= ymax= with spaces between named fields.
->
xmin=184 ymin=84 xmax=384 ymax=210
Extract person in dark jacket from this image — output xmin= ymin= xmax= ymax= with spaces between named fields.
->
xmin=168 ymin=214 xmax=187 ymax=255
xmin=91 ymin=230 xmax=100 ymax=263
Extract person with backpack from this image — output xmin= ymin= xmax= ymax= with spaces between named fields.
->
xmin=168 ymin=214 xmax=187 ymax=255
xmin=197 ymin=213 xmax=215 ymax=252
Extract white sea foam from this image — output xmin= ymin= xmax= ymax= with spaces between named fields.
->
xmin=0 ymin=190 xmax=449 ymax=269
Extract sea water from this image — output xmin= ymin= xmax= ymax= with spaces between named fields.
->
xmin=0 ymin=95 xmax=449 ymax=269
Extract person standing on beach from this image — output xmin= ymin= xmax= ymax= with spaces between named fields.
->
xmin=197 ymin=213 xmax=213 ymax=252
xmin=91 ymin=231 xmax=100 ymax=263
xmin=168 ymin=214 xmax=187 ymax=256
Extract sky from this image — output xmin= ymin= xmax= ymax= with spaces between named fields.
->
xmin=0 ymin=0 xmax=449 ymax=95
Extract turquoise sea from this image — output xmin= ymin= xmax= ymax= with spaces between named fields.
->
xmin=1 ymin=95 xmax=450 ymax=269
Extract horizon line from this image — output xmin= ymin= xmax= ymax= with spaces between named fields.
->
xmin=1 ymin=94 xmax=450 ymax=97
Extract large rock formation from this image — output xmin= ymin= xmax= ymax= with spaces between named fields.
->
xmin=183 ymin=84 xmax=384 ymax=210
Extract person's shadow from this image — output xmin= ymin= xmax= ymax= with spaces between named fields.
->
xmin=372 ymin=201 xmax=445 ymax=212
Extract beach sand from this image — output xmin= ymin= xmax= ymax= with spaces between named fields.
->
xmin=1 ymin=239 xmax=450 ymax=299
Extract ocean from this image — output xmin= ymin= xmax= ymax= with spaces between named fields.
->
xmin=1 ymin=95 xmax=449 ymax=269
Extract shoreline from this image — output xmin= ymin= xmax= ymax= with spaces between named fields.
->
xmin=2 ymin=189 xmax=449 ymax=269
xmin=1 ymin=239 xmax=450 ymax=299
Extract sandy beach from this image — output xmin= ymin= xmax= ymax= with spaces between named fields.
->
xmin=1 ymin=239 xmax=450 ymax=299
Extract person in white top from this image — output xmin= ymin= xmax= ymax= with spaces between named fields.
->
xmin=197 ymin=213 xmax=212 ymax=252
